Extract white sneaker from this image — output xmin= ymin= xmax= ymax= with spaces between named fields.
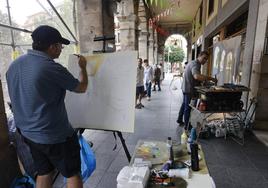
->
xmin=147 ymin=97 xmax=150 ymax=101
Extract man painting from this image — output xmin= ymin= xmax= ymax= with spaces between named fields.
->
xmin=6 ymin=25 xmax=88 ymax=188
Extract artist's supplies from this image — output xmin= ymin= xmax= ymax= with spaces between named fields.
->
xmin=183 ymin=160 xmax=191 ymax=167
xmin=190 ymin=143 xmax=199 ymax=171
xmin=167 ymin=168 xmax=190 ymax=179
xmin=167 ymin=137 xmax=174 ymax=168
xmin=174 ymin=161 xmax=187 ymax=169
xmin=117 ymin=166 xmax=150 ymax=188
xmin=187 ymin=141 xmax=191 ymax=154
xmin=133 ymin=158 xmax=152 ymax=168
xmin=151 ymin=169 xmax=168 ymax=179
xmin=161 ymin=160 xmax=172 ymax=171
xmin=215 ymin=127 xmax=226 ymax=138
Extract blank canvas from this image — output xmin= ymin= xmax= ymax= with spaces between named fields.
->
xmin=65 ymin=51 xmax=137 ymax=133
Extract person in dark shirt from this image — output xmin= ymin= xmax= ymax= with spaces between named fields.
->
xmin=177 ymin=51 xmax=217 ymax=131
xmin=153 ymin=64 xmax=162 ymax=91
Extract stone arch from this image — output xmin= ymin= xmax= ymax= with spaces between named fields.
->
xmin=163 ymin=34 xmax=188 ymax=73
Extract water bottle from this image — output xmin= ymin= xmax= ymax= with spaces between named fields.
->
xmin=167 ymin=168 xmax=190 ymax=179
xmin=187 ymin=128 xmax=197 ymax=154
xmin=180 ymin=131 xmax=187 ymax=145
xmin=189 ymin=128 xmax=197 ymax=143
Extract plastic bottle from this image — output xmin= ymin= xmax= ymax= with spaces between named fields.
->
xmin=181 ymin=131 xmax=187 ymax=145
xmin=187 ymin=128 xmax=197 ymax=153
xmin=189 ymin=128 xmax=197 ymax=142
xmin=167 ymin=168 xmax=189 ymax=179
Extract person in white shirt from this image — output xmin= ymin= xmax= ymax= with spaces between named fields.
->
xmin=143 ymin=59 xmax=153 ymax=101
xmin=136 ymin=58 xmax=145 ymax=109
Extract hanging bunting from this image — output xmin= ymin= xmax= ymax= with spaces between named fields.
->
xmin=146 ymin=0 xmax=183 ymax=27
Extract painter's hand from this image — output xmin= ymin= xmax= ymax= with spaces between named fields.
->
xmin=78 ymin=55 xmax=87 ymax=69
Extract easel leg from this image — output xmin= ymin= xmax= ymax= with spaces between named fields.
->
xmin=117 ymin=131 xmax=131 ymax=162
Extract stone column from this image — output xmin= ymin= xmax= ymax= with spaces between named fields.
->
xmin=77 ymin=0 xmax=103 ymax=54
xmin=241 ymin=0 xmax=260 ymax=102
xmin=154 ymin=31 xmax=158 ymax=65
xmin=117 ymin=0 xmax=137 ymax=51
xmin=186 ymin=36 xmax=192 ymax=62
xmin=139 ymin=30 xmax=148 ymax=60
xmin=157 ymin=53 xmax=163 ymax=64
xmin=148 ymin=27 xmax=154 ymax=65
xmin=138 ymin=0 xmax=148 ymax=60
xmin=117 ymin=14 xmax=136 ymax=51
xmin=77 ymin=0 xmax=115 ymax=53
xmin=248 ymin=0 xmax=268 ymax=130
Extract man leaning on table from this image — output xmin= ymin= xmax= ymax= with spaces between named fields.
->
xmin=176 ymin=51 xmax=217 ymax=131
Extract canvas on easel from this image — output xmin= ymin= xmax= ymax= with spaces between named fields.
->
xmin=65 ymin=51 xmax=137 ymax=133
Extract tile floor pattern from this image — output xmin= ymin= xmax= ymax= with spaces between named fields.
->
xmin=53 ymin=74 xmax=268 ymax=188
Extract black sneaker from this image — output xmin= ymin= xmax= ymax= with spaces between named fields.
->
xmin=135 ymin=104 xmax=141 ymax=109
xmin=176 ymin=119 xmax=184 ymax=126
xmin=139 ymin=103 xmax=144 ymax=108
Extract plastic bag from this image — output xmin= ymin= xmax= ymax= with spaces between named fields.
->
xmin=79 ymin=135 xmax=96 ymax=182
xmin=15 ymin=131 xmax=37 ymax=179
xmin=10 ymin=174 xmax=35 ymax=188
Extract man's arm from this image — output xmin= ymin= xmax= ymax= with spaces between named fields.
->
xmin=74 ymin=55 xmax=88 ymax=93
xmin=193 ymin=73 xmax=217 ymax=83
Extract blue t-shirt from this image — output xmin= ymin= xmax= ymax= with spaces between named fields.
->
xmin=6 ymin=49 xmax=79 ymax=144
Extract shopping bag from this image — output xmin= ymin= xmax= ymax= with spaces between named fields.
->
xmin=10 ymin=174 xmax=35 ymax=188
xmin=79 ymin=135 xmax=96 ymax=182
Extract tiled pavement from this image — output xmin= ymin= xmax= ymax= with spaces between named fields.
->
xmin=54 ymin=74 xmax=268 ymax=188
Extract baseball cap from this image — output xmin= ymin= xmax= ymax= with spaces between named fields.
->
xmin=31 ymin=25 xmax=70 ymax=45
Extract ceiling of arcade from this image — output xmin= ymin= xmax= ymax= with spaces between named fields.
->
xmin=143 ymin=0 xmax=201 ymax=52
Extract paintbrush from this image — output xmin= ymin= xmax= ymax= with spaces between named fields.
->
xmin=73 ymin=54 xmax=81 ymax=58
